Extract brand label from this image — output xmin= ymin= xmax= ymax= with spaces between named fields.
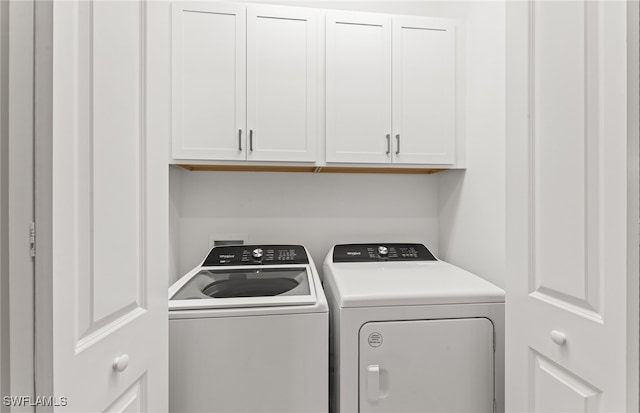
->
xmin=368 ymin=332 xmax=383 ymax=348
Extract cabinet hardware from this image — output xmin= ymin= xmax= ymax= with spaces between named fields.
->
xmin=386 ymin=134 xmax=390 ymax=155
xmin=395 ymin=134 xmax=400 ymax=155
xmin=238 ymin=129 xmax=242 ymax=151
xmin=250 ymin=130 xmax=254 ymax=151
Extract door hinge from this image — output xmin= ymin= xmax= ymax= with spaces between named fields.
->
xmin=29 ymin=221 xmax=36 ymax=258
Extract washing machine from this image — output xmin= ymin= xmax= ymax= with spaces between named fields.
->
xmin=323 ymin=243 xmax=505 ymax=413
xmin=169 ymin=244 xmax=328 ymax=413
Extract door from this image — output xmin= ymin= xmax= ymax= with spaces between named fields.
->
xmin=392 ymin=16 xmax=455 ymax=165
xmin=326 ymin=11 xmax=392 ymax=164
xmin=506 ymin=1 xmax=638 ymax=411
xmin=171 ymin=2 xmax=246 ymax=161
xmin=46 ymin=0 xmax=168 ymax=410
xmin=359 ymin=319 xmax=494 ymax=413
xmin=246 ymin=5 xmax=317 ymax=162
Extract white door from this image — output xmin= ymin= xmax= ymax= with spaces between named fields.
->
xmin=392 ymin=16 xmax=455 ymax=165
xmin=171 ymin=2 xmax=246 ymax=161
xmin=359 ymin=319 xmax=494 ymax=413
xmin=326 ymin=11 xmax=392 ymax=164
xmin=49 ymin=1 xmax=168 ymax=410
xmin=246 ymin=5 xmax=317 ymax=163
xmin=506 ymin=1 xmax=637 ymax=411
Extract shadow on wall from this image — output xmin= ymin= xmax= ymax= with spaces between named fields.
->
xmin=438 ymin=167 xmax=506 ymax=289
xmin=169 ymin=166 xmax=440 ymax=284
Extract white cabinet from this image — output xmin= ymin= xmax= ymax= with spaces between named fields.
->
xmin=247 ymin=6 xmax=317 ymax=162
xmin=172 ymin=3 xmax=318 ymax=163
xmin=326 ymin=12 xmax=456 ymax=165
xmin=392 ymin=16 xmax=455 ymax=164
xmin=172 ymin=2 xmax=246 ymax=161
xmin=325 ymin=11 xmax=392 ymax=164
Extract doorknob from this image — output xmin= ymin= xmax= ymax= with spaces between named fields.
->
xmin=367 ymin=365 xmax=380 ymax=402
xmin=550 ymin=330 xmax=567 ymax=346
xmin=112 ymin=354 xmax=130 ymax=372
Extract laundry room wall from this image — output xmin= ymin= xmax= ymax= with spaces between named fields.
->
xmin=168 ymin=1 xmax=508 ymax=287
xmin=434 ymin=1 xmax=506 ymax=289
xmin=169 ymin=167 xmax=440 ymax=282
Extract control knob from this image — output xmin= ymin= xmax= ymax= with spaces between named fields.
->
xmin=377 ymin=246 xmax=389 ymax=257
xmin=252 ymin=248 xmax=264 ymax=260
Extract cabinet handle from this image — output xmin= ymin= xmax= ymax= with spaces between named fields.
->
xmin=395 ymin=134 xmax=400 ymax=155
xmin=385 ymin=134 xmax=390 ymax=155
xmin=238 ymin=129 xmax=242 ymax=151
xmin=250 ymin=130 xmax=254 ymax=152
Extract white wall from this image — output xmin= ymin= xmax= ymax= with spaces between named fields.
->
xmin=170 ymin=167 xmax=439 ymax=282
xmin=436 ymin=1 xmax=506 ymax=288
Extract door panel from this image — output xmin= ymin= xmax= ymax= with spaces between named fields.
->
xmin=247 ymin=5 xmax=317 ymax=162
xmin=52 ymin=0 xmax=167 ymax=410
xmin=506 ymin=1 xmax=631 ymax=411
xmin=392 ymin=16 xmax=455 ymax=165
xmin=326 ymin=11 xmax=392 ymax=163
xmin=530 ymin=351 xmax=601 ymax=412
xmin=171 ymin=2 xmax=246 ymax=160
xmin=103 ymin=376 xmax=146 ymax=413
xmin=359 ymin=318 xmax=494 ymax=413
xmin=531 ymin=0 xmax=600 ymax=316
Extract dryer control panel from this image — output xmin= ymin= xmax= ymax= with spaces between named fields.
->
xmin=203 ymin=245 xmax=309 ymax=266
xmin=333 ymin=243 xmax=436 ymax=262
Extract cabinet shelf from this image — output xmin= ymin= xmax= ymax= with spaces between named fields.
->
xmin=175 ymin=164 xmax=448 ymax=175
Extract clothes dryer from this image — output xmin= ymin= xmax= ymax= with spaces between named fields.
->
xmin=169 ymin=245 xmax=328 ymax=413
xmin=323 ymin=243 xmax=505 ymax=413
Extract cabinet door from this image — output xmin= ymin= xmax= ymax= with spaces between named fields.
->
xmin=247 ymin=5 xmax=317 ymax=162
xmin=172 ymin=2 xmax=246 ymax=160
xmin=326 ymin=11 xmax=392 ymax=164
xmin=359 ymin=319 xmax=494 ymax=413
xmin=392 ymin=16 xmax=455 ymax=165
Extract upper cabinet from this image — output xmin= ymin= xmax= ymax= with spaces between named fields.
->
xmin=246 ymin=5 xmax=318 ymax=162
xmin=172 ymin=2 xmax=246 ymax=161
xmin=392 ymin=16 xmax=456 ymax=165
xmin=325 ymin=11 xmax=392 ymax=164
xmin=326 ymin=12 xmax=456 ymax=165
xmin=172 ymin=3 xmax=318 ymax=162
xmin=171 ymin=2 xmax=458 ymax=170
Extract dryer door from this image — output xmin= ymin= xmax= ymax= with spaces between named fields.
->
xmin=359 ymin=318 xmax=494 ymax=413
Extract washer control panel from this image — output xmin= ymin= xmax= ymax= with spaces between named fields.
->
xmin=203 ymin=245 xmax=309 ymax=266
xmin=333 ymin=243 xmax=436 ymax=262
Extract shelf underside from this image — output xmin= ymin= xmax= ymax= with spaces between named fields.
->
xmin=175 ymin=164 xmax=448 ymax=175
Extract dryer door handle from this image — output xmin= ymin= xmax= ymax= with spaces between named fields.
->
xmin=367 ymin=365 xmax=380 ymax=402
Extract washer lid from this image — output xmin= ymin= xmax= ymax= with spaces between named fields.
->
xmin=327 ymin=260 xmax=505 ymax=308
xmin=169 ymin=265 xmax=316 ymax=310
